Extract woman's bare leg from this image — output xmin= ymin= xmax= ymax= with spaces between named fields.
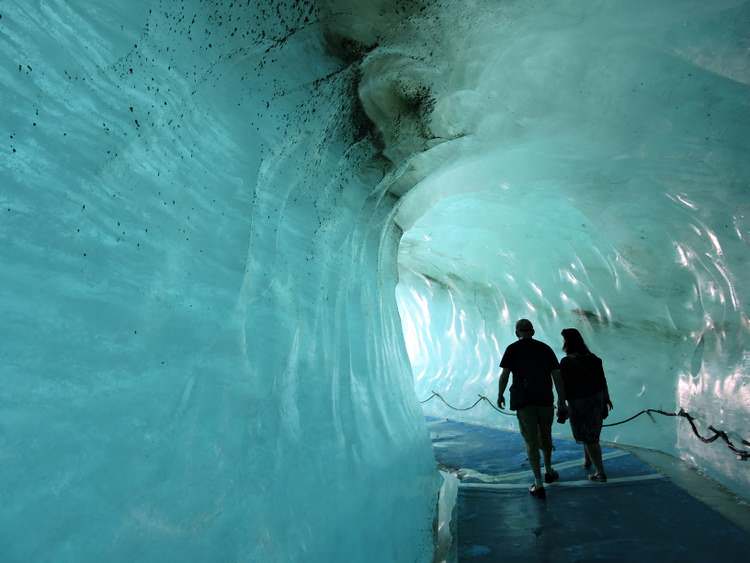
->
xmin=543 ymin=446 xmax=554 ymax=474
xmin=587 ymin=442 xmax=605 ymax=476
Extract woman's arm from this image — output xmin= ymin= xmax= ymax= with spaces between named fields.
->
xmin=552 ymin=368 xmax=566 ymax=406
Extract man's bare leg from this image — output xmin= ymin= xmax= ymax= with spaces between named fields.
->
xmin=526 ymin=443 xmax=543 ymax=487
xmin=539 ymin=408 xmax=556 ymax=480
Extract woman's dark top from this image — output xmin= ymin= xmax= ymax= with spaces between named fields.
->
xmin=560 ymin=353 xmax=608 ymax=401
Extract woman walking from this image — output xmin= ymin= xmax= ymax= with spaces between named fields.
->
xmin=559 ymin=328 xmax=613 ymax=482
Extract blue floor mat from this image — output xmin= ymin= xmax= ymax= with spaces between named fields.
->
xmin=427 ymin=416 xmax=623 ymax=476
xmin=427 ymin=417 xmax=750 ymax=562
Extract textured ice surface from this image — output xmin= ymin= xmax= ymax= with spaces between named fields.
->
xmin=391 ymin=0 xmax=750 ymax=498
xmin=0 ymin=1 xmax=438 ymax=561
xmin=2 ymin=0 xmax=750 ymax=560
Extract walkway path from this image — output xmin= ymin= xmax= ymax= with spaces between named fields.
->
xmin=428 ymin=417 xmax=750 ymax=562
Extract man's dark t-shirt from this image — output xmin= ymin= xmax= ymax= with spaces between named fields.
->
xmin=500 ymin=338 xmax=560 ymax=410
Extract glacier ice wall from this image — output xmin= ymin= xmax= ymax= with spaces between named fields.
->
xmin=0 ymin=1 xmax=439 ymax=561
xmin=380 ymin=0 xmax=750 ymax=497
xmin=2 ymin=0 xmax=750 ymax=559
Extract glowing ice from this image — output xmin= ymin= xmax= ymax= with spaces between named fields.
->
xmin=1 ymin=1 xmax=438 ymax=561
xmin=392 ymin=0 xmax=750 ymax=498
xmin=1 ymin=0 xmax=749 ymax=561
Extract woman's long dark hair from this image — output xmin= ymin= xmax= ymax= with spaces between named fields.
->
xmin=561 ymin=328 xmax=591 ymax=355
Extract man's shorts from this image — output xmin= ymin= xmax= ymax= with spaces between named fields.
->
xmin=517 ymin=405 xmax=554 ymax=451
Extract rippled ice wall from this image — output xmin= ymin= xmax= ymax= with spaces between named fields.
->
xmin=391 ymin=1 xmax=750 ymax=497
xmin=1 ymin=1 xmax=439 ymax=561
xmin=3 ymin=0 xmax=750 ymax=559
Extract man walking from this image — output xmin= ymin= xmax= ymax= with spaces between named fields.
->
xmin=497 ymin=319 xmax=566 ymax=499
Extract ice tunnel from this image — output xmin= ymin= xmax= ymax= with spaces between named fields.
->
xmin=1 ymin=0 xmax=749 ymax=561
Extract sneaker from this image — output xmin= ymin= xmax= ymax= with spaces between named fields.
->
xmin=588 ymin=473 xmax=607 ymax=483
xmin=529 ymin=484 xmax=546 ymax=499
xmin=544 ymin=469 xmax=560 ymax=484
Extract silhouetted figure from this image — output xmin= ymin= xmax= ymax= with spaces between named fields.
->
xmin=497 ymin=319 xmax=566 ymax=499
xmin=559 ymin=328 xmax=613 ymax=482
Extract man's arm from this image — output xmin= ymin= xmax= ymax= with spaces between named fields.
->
xmin=497 ymin=367 xmax=511 ymax=409
xmin=551 ymin=368 xmax=566 ymax=406
xmin=600 ymin=362 xmax=613 ymax=410
xmin=604 ymin=379 xmax=613 ymax=409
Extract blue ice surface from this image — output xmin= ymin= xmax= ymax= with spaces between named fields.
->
xmin=428 ymin=417 xmax=750 ymax=562
xmin=395 ymin=0 xmax=750 ymax=501
xmin=3 ymin=0 xmax=750 ymax=559
xmin=0 ymin=2 xmax=439 ymax=561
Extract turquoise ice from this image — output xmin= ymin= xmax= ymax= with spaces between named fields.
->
xmin=393 ymin=0 xmax=750 ymax=499
xmin=1 ymin=1 xmax=748 ymax=561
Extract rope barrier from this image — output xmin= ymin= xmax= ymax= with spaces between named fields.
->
xmin=420 ymin=391 xmax=515 ymax=417
xmin=419 ymin=391 xmax=750 ymax=461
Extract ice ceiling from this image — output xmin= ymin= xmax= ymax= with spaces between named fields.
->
xmin=1 ymin=0 xmax=749 ymax=561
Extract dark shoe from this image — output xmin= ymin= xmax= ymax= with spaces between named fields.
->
xmin=588 ymin=473 xmax=607 ymax=483
xmin=529 ymin=484 xmax=546 ymax=499
xmin=544 ymin=469 xmax=560 ymax=484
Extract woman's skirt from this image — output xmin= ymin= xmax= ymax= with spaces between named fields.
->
xmin=568 ymin=391 xmax=605 ymax=444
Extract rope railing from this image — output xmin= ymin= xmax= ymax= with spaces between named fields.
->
xmin=419 ymin=391 xmax=750 ymax=461
xmin=420 ymin=390 xmax=515 ymax=417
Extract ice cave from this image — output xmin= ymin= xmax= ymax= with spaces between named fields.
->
xmin=1 ymin=0 xmax=749 ymax=561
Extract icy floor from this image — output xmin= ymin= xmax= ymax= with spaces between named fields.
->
xmin=427 ymin=417 xmax=750 ymax=562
